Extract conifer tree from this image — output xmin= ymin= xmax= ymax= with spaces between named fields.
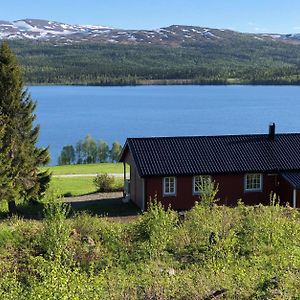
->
xmin=0 ymin=42 xmax=50 ymax=213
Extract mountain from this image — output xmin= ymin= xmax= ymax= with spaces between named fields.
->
xmin=0 ymin=19 xmax=111 ymax=42
xmin=1 ymin=18 xmax=300 ymax=46
xmin=2 ymin=19 xmax=300 ymax=85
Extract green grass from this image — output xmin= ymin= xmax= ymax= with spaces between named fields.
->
xmin=50 ymin=177 xmax=97 ymax=196
xmin=40 ymin=163 xmax=124 ymax=175
xmin=50 ymin=176 xmax=124 ymax=197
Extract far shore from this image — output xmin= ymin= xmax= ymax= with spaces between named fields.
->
xmin=26 ymin=78 xmax=300 ymax=87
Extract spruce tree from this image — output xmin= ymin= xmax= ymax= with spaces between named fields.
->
xmin=0 ymin=42 xmax=50 ymax=213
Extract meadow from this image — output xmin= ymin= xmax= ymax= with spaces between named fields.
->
xmin=1 ymin=197 xmax=300 ymax=299
xmin=49 ymin=176 xmax=123 ymax=196
xmin=41 ymin=163 xmax=124 ymax=175
xmin=39 ymin=163 xmax=125 ymax=196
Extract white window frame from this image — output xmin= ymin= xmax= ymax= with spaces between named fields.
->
xmin=244 ymin=173 xmax=263 ymax=192
xmin=163 ymin=177 xmax=176 ymax=196
xmin=193 ymin=175 xmax=212 ymax=195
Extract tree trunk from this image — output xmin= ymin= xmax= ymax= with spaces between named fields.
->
xmin=8 ymin=199 xmax=17 ymax=215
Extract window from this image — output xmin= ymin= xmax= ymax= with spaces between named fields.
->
xmin=163 ymin=177 xmax=176 ymax=196
xmin=193 ymin=175 xmax=211 ymax=194
xmin=244 ymin=173 xmax=262 ymax=192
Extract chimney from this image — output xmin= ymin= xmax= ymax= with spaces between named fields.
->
xmin=269 ymin=123 xmax=275 ymax=140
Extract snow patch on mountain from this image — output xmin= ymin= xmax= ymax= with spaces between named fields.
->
xmin=0 ymin=19 xmax=299 ymax=45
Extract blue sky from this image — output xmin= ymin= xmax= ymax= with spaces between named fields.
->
xmin=1 ymin=0 xmax=300 ymax=33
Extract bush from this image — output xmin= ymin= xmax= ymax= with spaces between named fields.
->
xmin=136 ymin=199 xmax=178 ymax=259
xmin=40 ymin=191 xmax=70 ymax=259
xmin=198 ymin=176 xmax=219 ymax=207
xmin=93 ymin=173 xmax=115 ymax=192
xmin=3 ymin=192 xmax=300 ymax=298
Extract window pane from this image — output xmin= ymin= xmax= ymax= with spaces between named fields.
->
xmin=245 ymin=174 xmax=261 ymax=190
xmin=164 ymin=177 xmax=175 ymax=194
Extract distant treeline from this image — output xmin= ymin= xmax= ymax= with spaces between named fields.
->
xmin=8 ymin=40 xmax=300 ymax=85
xmin=58 ymin=134 xmax=122 ymax=165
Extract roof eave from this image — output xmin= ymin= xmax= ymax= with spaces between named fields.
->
xmin=118 ymin=140 xmax=129 ymax=163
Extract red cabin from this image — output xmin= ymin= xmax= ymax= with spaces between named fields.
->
xmin=119 ymin=124 xmax=300 ymax=210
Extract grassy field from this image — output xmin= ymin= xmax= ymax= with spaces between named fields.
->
xmin=39 ymin=163 xmax=125 ymax=196
xmin=50 ymin=176 xmax=123 ymax=197
xmin=41 ymin=163 xmax=124 ymax=175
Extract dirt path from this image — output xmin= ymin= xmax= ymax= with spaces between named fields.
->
xmin=53 ymin=173 xmax=128 ymax=178
xmin=64 ymin=192 xmax=140 ymax=222
xmin=64 ymin=191 xmax=123 ymax=203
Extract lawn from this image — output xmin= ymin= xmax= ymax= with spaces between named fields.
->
xmin=50 ymin=176 xmax=124 ymax=197
xmin=40 ymin=163 xmax=124 ymax=175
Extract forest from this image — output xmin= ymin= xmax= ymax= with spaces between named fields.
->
xmin=8 ymin=39 xmax=300 ymax=85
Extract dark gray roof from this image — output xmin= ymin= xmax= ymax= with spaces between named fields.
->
xmin=119 ymin=134 xmax=300 ymax=177
xmin=281 ymin=172 xmax=300 ymax=189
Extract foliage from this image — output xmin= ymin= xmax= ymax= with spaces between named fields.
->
xmin=59 ymin=135 xmax=122 ymax=165
xmin=97 ymin=140 xmax=109 ymax=162
xmin=1 ymin=201 xmax=300 ymax=298
xmin=198 ymin=176 xmax=219 ymax=207
xmin=136 ymin=198 xmax=178 ymax=259
xmin=40 ymin=191 xmax=70 ymax=258
xmin=0 ymin=42 xmax=50 ymax=213
xmin=75 ymin=134 xmax=98 ymax=164
xmin=82 ymin=134 xmax=98 ymax=164
xmin=110 ymin=141 xmax=122 ymax=163
xmin=93 ymin=173 xmax=115 ymax=192
xmin=7 ymin=40 xmax=300 ymax=85
xmin=57 ymin=145 xmax=75 ymax=165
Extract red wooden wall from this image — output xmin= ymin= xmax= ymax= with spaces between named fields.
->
xmin=145 ymin=173 xmax=288 ymax=210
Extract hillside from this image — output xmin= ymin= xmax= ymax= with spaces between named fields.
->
xmin=1 ymin=199 xmax=300 ymax=298
xmin=2 ymin=19 xmax=300 ymax=85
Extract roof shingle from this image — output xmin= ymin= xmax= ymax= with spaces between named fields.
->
xmin=281 ymin=172 xmax=300 ymax=189
xmin=120 ymin=134 xmax=300 ymax=177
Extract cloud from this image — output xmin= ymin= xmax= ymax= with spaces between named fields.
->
xmin=254 ymin=27 xmax=268 ymax=32
xmin=245 ymin=21 xmax=268 ymax=33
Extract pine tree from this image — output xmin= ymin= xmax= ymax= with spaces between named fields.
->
xmin=0 ymin=115 xmax=12 ymax=205
xmin=0 ymin=42 xmax=50 ymax=213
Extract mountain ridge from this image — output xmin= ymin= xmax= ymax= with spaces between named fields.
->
xmin=1 ymin=18 xmax=300 ymax=46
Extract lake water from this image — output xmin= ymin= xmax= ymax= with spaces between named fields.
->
xmin=29 ymin=85 xmax=300 ymax=165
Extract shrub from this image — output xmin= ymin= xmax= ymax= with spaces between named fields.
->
xmin=93 ymin=173 xmax=115 ymax=192
xmin=198 ymin=176 xmax=219 ymax=207
xmin=136 ymin=198 xmax=178 ymax=259
xmin=40 ymin=191 xmax=70 ymax=259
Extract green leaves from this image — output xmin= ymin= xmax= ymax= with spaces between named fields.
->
xmin=1 ymin=202 xmax=300 ymax=297
xmin=59 ymin=136 xmax=122 ymax=165
xmin=0 ymin=42 xmax=50 ymax=211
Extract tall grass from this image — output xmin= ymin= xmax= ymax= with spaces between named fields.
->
xmin=1 ymin=191 xmax=300 ymax=298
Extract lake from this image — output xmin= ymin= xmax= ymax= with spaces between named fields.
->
xmin=29 ymin=85 xmax=300 ymax=165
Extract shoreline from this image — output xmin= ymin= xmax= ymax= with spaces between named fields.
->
xmin=26 ymin=79 xmax=300 ymax=87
